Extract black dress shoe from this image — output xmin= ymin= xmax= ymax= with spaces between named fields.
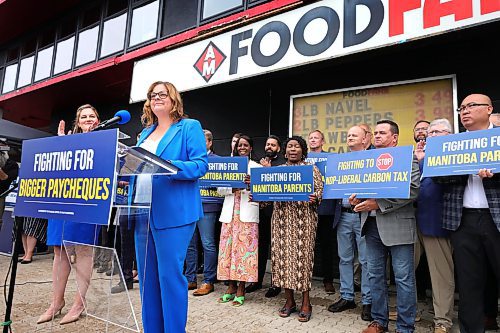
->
xmin=327 ymin=298 xmax=356 ymax=313
xmin=265 ymin=286 xmax=281 ymax=298
xmin=111 ymin=280 xmax=133 ymax=294
xmin=361 ymin=304 xmax=373 ymax=321
xmin=245 ymin=282 xmax=262 ymax=293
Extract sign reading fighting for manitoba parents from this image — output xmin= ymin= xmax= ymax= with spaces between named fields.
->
xmin=14 ymin=129 xmax=118 ymax=225
xmin=324 ymin=146 xmax=414 ymax=199
xmin=422 ymin=127 xmax=500 ymax=177
xmin=250 ymin=165 xmax=314 ymax=201
xmin=291 ymin=77 xmax=456 ymax=153
xmin=200 ymin=156 xmax=248 ymax=188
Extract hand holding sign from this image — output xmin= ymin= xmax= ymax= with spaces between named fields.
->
xmin=478 ymin=168 xmax=494 ymax=179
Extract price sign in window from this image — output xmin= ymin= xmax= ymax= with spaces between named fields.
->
xmin=290 ymin=76 xmax=457 ymax=153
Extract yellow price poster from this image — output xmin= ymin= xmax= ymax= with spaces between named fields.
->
xmin=291 ymin=77 xmax=456 ymax=153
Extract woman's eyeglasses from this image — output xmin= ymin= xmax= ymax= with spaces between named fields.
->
xmin=148 ymin=92 xmax=169 ymax=100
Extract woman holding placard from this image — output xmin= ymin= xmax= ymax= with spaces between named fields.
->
xmin=270 ymin=136 xmax=323 ymax=322
xmin=217 ymin=135 xmax=262 ymax=306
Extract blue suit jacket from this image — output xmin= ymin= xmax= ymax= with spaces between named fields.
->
xmin=137 ymin=118 xmax=208 ymax=229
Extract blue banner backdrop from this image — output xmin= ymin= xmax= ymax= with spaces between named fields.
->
xmin=14 ymin=129 xmax=118 ymax=225
xmin=250 ymin=165 xmax=314 ymax=201
xmin=422 ymin=127 xmax=500 ymax=177
xmin=200 ymin=156 xmax=248 ymax=188
xmin=324 ymin=146 xmax=414 ymax=199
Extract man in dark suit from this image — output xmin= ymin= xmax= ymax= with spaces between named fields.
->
xmin=436 ymin=94 xmax=500 ymax=333
xmin=246 ymin=135 xmax=285 ymax=297
xmin=350 ymin=120 xmax=420 ymax=333
xmin=308 ymin=129 xmax=338 ymax=293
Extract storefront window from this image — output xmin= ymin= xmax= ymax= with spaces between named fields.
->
xmin=76 ymin=26 xmax=99 ymax=66
xmin=129 ymin=1 xmax=159 ymax=47
xmin=202 ymin=0 xmax=243 ymax=19
xmin=34 ymin=46 xmax=54 ymax=81
xmin=54 ymin=37 xmax=75 ymax=74
xmin=100 ymin=13 xmax=127 ymax=58
xmin=17 ymin=56 xmax=34 ymax=87
xmin=1 ymin=63 xmax=18 ymax=93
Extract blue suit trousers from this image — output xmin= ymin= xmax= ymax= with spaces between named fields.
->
xmin=135 ymin=214 xmax=196 ymax=333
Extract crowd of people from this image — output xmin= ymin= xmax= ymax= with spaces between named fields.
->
xmin=4 ymin=86 xmax=499 ymax=333
xmin=187 ymin=93 xmax=499 ymax=333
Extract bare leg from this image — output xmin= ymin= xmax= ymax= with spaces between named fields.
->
xmin=284 ymin=288 xmax=296 ymax=308
xmin=20 ymin=234 xmax=27 ymax=260
xmin=67 ymin=245 xmax=94 ymax=314
xmin=301 ymin=291 xmax=312 ymax=312
xmin=225 ymin=280 xmax=238 ymax=294
xmin=237 ymin=281 xmax=246 ymax=297
xmin=23 ymin=235 xmax=37 ymax=261
xmin=37 ymin=246 xmax=70 ymax=322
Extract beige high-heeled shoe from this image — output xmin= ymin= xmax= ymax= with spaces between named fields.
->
xmin=37 ymin=301 xmax=65 ymax=324
xmin=59 ymin=306 xmax=85 ymax=325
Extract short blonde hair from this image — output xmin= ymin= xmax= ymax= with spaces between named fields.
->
xmin=142 ymin=81 xmax=184 ymax=127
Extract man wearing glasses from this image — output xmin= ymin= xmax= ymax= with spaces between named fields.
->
xmin=436 ymin=94 xmax=500 ymax=332
xmin=413 ymin=120 xmax=430 ymax=143
xmin=414 ymin=119 xmax=455 ymax=333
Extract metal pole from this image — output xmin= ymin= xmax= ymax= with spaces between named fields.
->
xmin=1 ymin=184 xmax=19 ymax=333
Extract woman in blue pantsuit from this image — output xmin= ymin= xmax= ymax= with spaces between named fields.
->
xmin=135 ymin=81 xmax=208 ymax=333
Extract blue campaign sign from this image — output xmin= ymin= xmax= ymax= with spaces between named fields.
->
xmin=324 ymin=146 xmax=414 ymax=199
xmin=14 ymin=129 xmax=118 ymax=225
xmin=422 ymin=127 xmax=500 ymax=177
xmin=305 ymin=152 xmax=334 ymax=178
xmin=200 ymin=186 xmax=224 ymax=204
xmin=200 ymin=156 xmax=248 ymax=188
xmin=250 ymin=165 xmax=314 ymax=201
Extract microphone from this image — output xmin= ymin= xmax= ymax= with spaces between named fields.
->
xmin=93 ymin=110 xmax=131 ymax=131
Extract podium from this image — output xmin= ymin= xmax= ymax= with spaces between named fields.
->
xmin=13 ymin=129 xmax=178 ymax=332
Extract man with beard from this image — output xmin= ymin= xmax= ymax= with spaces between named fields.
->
xmin=413 ymin=120 xmax=430 ymax=143
xmin=246 ymin=135 xmax=285 ymax=297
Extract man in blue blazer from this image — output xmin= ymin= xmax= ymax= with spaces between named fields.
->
xmin=134 ymin=81 xmax=208 ymax=333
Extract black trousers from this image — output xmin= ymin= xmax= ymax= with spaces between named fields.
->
xmin=120 ymin=224 xmax=136 ymax=282
xmin=451 ymin=209 xmax=500 ymax=333
xmin=317 ymin=214 xmax=337 ymax=282
xmin=257 ymin=209 xmax=272 ymax=283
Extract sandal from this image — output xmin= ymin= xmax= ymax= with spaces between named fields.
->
xmin=217 ymin=293 xmax=235 ymax=303
xmin=232 ymin=295 xmax=245 ymax=307
xmin=278 ymin=305 xmax=297 ymax=318
xmin=298 ymin=305 xmax=312 ymax=322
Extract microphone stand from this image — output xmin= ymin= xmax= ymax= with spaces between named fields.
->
xmin=1 ymin=184 xmax=21 ymax=333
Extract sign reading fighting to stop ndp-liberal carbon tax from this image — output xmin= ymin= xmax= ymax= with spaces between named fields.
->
xmin=324 ymin=146 xmax=414 ymax=199
xmin=200 ymin=156 xmax=248 ymax=188
xmin=251 ymin=165 xmax=314 ymax=201
xmin=14 ymin=129 xmax=118 ymax=225
xmin=422 ymin=127 xmax=500 ymax=177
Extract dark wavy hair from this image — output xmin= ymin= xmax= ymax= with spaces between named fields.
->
xmin=283 ymin=136 xmax=308 ymax=161
xmin=233 ymin=135 xmax=254 ymax=160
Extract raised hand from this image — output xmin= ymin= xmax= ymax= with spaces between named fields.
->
xmin=57 ymin=120 xmax=72 ymax=136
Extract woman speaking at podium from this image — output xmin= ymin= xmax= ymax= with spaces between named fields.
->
xmin=135 ymin=81 xmax=208 ymax=333
xmin=38 ymin=104 xmax=101 ymax=325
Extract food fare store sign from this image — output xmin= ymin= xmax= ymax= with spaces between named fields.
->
xmin=130 ymin=0 xmax=499 ymax=101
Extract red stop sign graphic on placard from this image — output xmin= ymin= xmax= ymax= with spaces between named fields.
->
xmin=376 ymin=153 xmax=393 ymax=171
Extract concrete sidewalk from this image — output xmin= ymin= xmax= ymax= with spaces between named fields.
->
xmin=0 ymin=253 xmax=492 ymax=332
